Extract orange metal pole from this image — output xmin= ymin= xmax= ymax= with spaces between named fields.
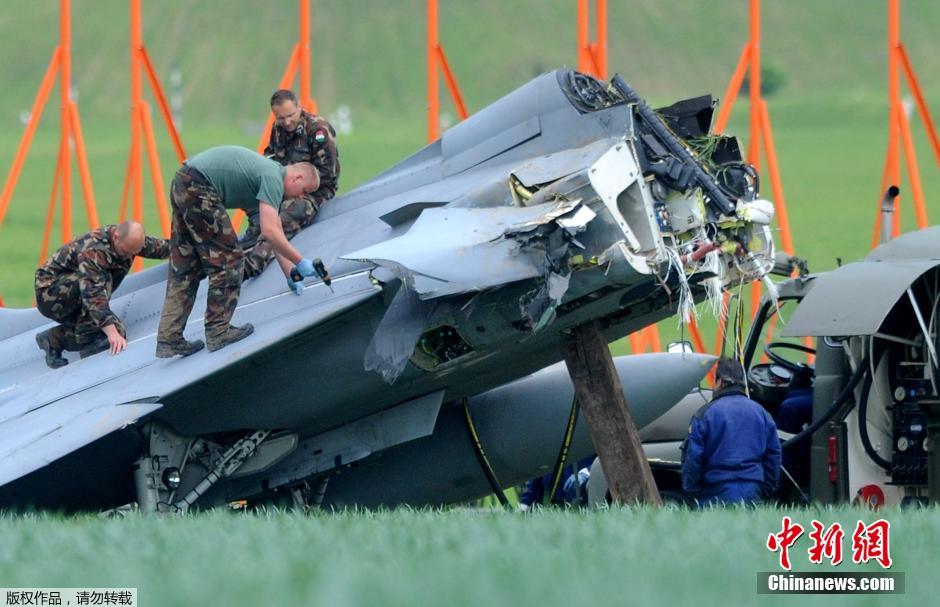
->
xmin=644 ymin=325 xmax=662 ymax=352
xmin=688 ymin=318 xmax=707 ymax=354
xmin=896 ymin=102 xmax=929 ymax=229
xmin=68 ymin=101 xmax=99 ymax=229
xmin=427 ymin=0 xmax=440 ymax=142
xmin=299 ymin=0 xmax=316 ymax=113
xmin=713 ymin=44 xmax=749 ymax=134
xmin=60 ymin=0 xmax=72 ymax=243
xmin=577 ymin=0 xmax=589 ymax=74
xmin=0 ymin=51 xmax=59 ymax=228
xmin=129 ymin=0 xmax=144 ymax=270
xmin=897 ymin=43 xmax=940 ymax=166
xmin=747 ymin=0 xmax=761 ymax=170
xmin=596 ymin=0 xmax=607 ymax=78
xmin=758 ymin=100 xmax=793 ymax=255
xmin=131 ymin=108 xmax=144 ymax=272
xmin=141 ymin=101 xmax=172 ymax=237
xmin=712 ymin=291 xmax=731 ymax=360
xmin=119 ymin=154 xmax=132 ymax=222
xmin=140 ymin=47 xmax=186 ymax=163
xmin=436 ymin=46 xmax=468 ymax=120
xmin=887 ymin=0 xmax=902 ymax=239
xmin=629 ymin=332 xmax=646 ymax=354
xmin=40 ymin=138 xmax=67 ymax=265
xmin=240 ymin=42 xmax=300 ymax=233
xmin=256 ymin=45 xmax=300 ymax=154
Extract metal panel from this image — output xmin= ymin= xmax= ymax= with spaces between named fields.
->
xmin=867 ymin=225 xmax=940 ymax=261
xmin=782 ymin=260 xmax=940 ymax=337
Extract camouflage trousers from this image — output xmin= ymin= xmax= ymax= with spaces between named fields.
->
xmin=35 ymin=277 xmax=125 ymax=351
xmin=242 ymin=197 xmax=319 ymax=279
xmin=156 ymin=166 xmax=244 ymax=343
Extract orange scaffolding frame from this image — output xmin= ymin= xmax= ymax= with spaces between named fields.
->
xmin=577 ymin=0 xmax=606 ymax=78
xmin=426 ymin=0 xmax=468 ymax=143
xmin=254 ymin=0 xmax=318 ymax=155
xmin=705 ymin=0 xmax=797 ymax=367
xmin=231 ymin=0 xmax=318 ymax=232
xmin=0 ymin=0 xmax=99 ymax=271
xmin=576 ymin=0 xmax=664 ymax=354
xmin=870 ymin=0 xmax=939 ymax=246
xmin=120 ymin=0 xmax=187 ymax=271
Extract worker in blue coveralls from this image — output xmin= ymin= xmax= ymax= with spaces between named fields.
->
xmin=519 ymin=455 xmax=595 ymax=511
xmin=681 ymin=357 xmax=781 ymax=506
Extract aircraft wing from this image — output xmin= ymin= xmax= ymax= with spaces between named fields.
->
xmin=0 ymin=271 xmax=381 ymax=486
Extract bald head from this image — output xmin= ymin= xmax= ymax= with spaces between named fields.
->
xmin=284 ymin=162 xmax=320 ymax=199
xmin=114 ymin=221 xmax=146 ymax=258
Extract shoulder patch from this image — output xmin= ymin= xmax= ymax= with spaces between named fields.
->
xmin=314 ymin=129 xmax=327 ymax=144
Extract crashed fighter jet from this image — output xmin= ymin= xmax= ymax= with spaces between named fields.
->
xmin=0 ymin=69 xmax=774 ymax=512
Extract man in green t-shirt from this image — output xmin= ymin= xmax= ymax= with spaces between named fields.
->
xmin=155 ymin=145 xmax=321 ymax=357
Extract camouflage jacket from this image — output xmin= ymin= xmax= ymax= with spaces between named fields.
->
xmin=35 ymin=225 xmax=169 ymax=329
xmin=263 ymin=110 xmax=340 ymax=207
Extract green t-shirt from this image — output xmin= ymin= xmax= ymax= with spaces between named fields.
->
xmin=185 ymin=145 xmax=287 ymax=213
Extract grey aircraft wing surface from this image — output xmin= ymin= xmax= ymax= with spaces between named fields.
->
xmin=0 ymin=68 xmax=776 ymax=511
xmin=0 ymin=272 xmax=380 ymax=486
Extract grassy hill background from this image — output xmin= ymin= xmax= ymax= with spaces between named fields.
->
xmin=1 ymin=0 xmax=940 ymax=351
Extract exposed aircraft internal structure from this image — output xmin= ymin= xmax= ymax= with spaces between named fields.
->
xmin=0 ymin=69 xmax=774 ymax=512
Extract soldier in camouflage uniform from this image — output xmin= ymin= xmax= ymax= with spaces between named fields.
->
xmin=241 ymin=89 xmax=340 ymax=279
xmin=34 ymin=221 xmax=169 ymax=368
xmin=155 ymin=145 xmax=322 ymax=358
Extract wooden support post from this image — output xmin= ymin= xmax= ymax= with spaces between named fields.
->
xmin=561 ymin=321 xmax=662 ymax=505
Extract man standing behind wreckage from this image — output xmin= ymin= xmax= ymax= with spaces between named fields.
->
xmin=155 ymin=145 xmax=321 ymax=357
xmin=681 ymin=357 xmax=781 ymax=506
xmin=241 ymin=89 xmax=340 ymax=278
xmin=35 ymin=221 xmax=169 ymax=368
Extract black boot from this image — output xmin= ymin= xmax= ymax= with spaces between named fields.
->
xmin=206 ymin=323 xmax=254 ymax=352
xmin=36 ymin=330 xmax=68 ymax=369
xmin=155 ymin=338 xmax=206 ymax=358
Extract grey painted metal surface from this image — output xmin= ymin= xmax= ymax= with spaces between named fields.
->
xmin=316 ymin=353 xmax=715 ymax=509
xmin=0 ymin=68 xmax=774 ymax=510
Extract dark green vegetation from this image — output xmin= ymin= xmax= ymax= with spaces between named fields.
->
xmin=0 ymin=506 xmax=935 ymax=606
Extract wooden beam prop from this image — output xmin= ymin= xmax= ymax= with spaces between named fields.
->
xmin=561 ymin=321 xmax=661 ymax=505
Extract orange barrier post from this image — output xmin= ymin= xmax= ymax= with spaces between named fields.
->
xmin=709 ymin=0 xmax=796 ymax=357
xmin=0 ymin=0 xmax=99 ymax=262
xmin=871 ymin=0 xmax=936 ymax=246
xmin=426 ymin=0 xmax=469 ymax=143
xmin=237 ymin=0 xmax=315 ymax=231
xmin=577 ymin=0 xmax=607 ymax=78
xmin=123 ymin=0 xmax=188 ymax=270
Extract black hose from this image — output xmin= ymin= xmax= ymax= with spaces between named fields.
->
xmin=782 ymin=354 xmax=871 ymax=449
xmin=856 ymin=367 xmax=893 ymax=471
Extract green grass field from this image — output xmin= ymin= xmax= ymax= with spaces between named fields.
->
xmin=0 ymin=505 xmax=935 ymax=606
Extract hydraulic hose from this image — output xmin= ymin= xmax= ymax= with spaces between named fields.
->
xmin=856 ymin=366 xmax=892 ymax=472
xmin=782 ymin=354 xmax=871 ymax=449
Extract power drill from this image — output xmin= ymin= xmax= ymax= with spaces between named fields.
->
xmin=291 ymin=258 xmax=333 ymax=292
